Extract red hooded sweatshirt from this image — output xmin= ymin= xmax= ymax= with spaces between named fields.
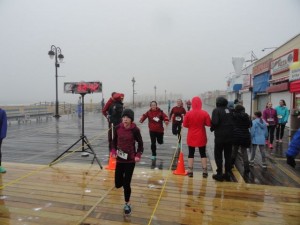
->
xmin=183 ymin=96 xmax=211 ymax=147
xmin=140 ymin=107 xmax=169 ymax=133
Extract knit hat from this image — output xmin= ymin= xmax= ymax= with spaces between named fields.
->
xmin=122 ymin=109 xmax=134 ymax=121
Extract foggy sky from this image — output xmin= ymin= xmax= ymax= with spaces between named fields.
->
xmin=0 ymin=0 xmax=300 ymax=105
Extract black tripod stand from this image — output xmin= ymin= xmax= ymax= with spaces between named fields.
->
xmin=50 ymin=93 xmax=103 ymax=169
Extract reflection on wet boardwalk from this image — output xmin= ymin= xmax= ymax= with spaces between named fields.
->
xmin=0 ymin=106 xmax=299 ymax=224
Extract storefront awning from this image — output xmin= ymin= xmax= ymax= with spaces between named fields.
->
xmin=253 ymin=72 xmax=270 ymax=97
xmin=233 ymin=84 xmax=242 ymax=92
xmin=267 ymin=82 xmax=289 ymax=93
xmin=290 ymin=80 xmax=300 ymax=93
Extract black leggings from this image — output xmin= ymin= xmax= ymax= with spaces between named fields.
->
xmin=276 ymin=123 xmax=286 ymax=140
xmin=149 ymin=131 xmax=164 ymax=156
xmin=267 ymin=125 xmax=276 ymax=144
xmin=115 ymin=162 xmax=135 ymax=202
xmin=172 ymin=123 xmax=182 ymax=142
xmin=188 ymin=146 xmax=206 ymax=158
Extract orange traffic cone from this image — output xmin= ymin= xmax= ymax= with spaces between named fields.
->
xmin=105 ymin=154 xmax=116 ymax=170
xmin=173 ymin=151 xmax=187 ymax=175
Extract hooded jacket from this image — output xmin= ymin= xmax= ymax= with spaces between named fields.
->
xmin=232 ymin=110 xmax=251 ymax=147
xmin=112 ymin=122 xmax=143 ymax=163
xmin=210 ymin=97 xmax=234 ymax=143
xmin=140 ymin=107 xmax=169 ymax=133
xmin=250 ymin=118 xmax=268 ymax=145
xmin=183 ymin=97 xmax=211 ymax=147
xmin=275 ymin=105 xmax=289 ymax=124
xmin=286 ymin=129 xmax=300 ymax=158
xmin=263 ymin=108 xmax=278 ymax=126
xmin=0 ymin=109 xmax=7 ymax=140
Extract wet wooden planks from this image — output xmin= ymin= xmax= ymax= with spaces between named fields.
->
xmin=0 ymin=163 xmax=299 ymax=225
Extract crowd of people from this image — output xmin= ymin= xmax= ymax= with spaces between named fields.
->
xmin=0 ymin=94 xmax=299 ymax=216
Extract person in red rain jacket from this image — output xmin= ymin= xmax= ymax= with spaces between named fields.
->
xmin=102 ymin=92 xmax=117 ymax=119
xmin=139 ymin=101 xmax=169 ymax=160
xmin=183 ymin=96 xmax=211 ymax=178
xmin=169 ymin=99 xmax=186 ymax=143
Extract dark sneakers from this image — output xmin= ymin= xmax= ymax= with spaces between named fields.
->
xmin=222 ymin=173 xmax=231 ymax=181
xmin=212 ymin=173 xmax=231 ymax=182
xmin=124 ymin=203 xmax=131 ymax=216
xmin=188 ymin=171 xmax=193 ymax=177
xmin=212 ymin=174 xmax=224 ymax=181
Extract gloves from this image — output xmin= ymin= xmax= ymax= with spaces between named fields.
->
xmin=135 ymin=156 xmax=141 ymax=162
xmin=110 ymin=149 xmax=117 ymax=158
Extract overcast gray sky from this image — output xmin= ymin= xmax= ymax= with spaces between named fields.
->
xmin=0 ymin=0 xmax=299 ymax=105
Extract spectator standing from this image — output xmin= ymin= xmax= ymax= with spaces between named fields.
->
xmin=250 ymin=111 xmax=268 ymax=168
xmin=263 ymin=102 xmax=278 ymax=149
xmin=286 ymin=128 xmax=300 ymax=168
xmin=183 ymin=96 xmax=211 ymax=178
xmin=210 ymin=97 xmax=234 ymax=182
xmin=231 ymin=105 xmax=251 ymax=173
xmin=275 ymin=99 xmax=289 ymax=143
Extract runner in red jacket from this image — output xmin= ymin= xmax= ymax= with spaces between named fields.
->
xmin=183 ymin=96 xmax=211 ymax=178
xmin=140 ymin=101 xmax=169 ymax=160
xmin=169 ymin=99 xmax=186 ymax=143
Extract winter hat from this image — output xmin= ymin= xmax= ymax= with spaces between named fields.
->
xmin=122 ymin=109 xmax=134 ymax=121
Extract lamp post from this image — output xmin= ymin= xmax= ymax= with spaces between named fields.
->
xmin=48 ymin=45 xmax=64 ymax=118
xmin=154 ymin=85 xmax=157 ymax=101
xmin=131 ymin=77 xmax=136 ymax=108
xmin=164 ymin=89 xmax=167 ymax=103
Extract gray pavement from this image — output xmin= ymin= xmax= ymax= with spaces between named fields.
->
xmin=2 ymin=104 xmax=300 ymax=187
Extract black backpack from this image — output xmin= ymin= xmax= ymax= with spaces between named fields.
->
xmin=108 ymin=101 xmax=123 ymax=125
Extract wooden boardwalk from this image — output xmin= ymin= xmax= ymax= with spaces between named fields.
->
xmin=0 ymin=105 xmax=299 ymax=224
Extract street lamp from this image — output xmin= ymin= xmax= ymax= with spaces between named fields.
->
xmin=131 ymin=77 xmax=136 ymax=108
xmin=48 ymin=45 xmax=64 ymax=118
xmin=154 ymin=85 xmax=157 ymax=101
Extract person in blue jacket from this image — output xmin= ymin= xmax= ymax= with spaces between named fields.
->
xmin=0 ymin=108 xmax=7 ymax=173
xmin=286 ymin=129 xmax=300 ymax=168
xmin=275 ymin=99 xmax=289 ymax=142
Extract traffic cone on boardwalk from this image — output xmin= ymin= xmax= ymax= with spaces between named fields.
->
xmin=105 ymin=154 xmax=116 ymax=170
xmin=173 ymin=151 xmax=187 ymax=175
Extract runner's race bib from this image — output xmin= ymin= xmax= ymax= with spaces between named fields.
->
xmin=277 ymin=115 xmax=283 ymax=119
xmin=175 ymin=116 xmax=182 ymax=121
xmin=267 ymin=118 xmax=274 ymax=122
xmin=117 ymin=149 xmax=128 ymax=160
xmin=153 ymin=116 xmax=160 ymax=122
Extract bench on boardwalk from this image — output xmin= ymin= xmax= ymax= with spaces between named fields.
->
xmin=24 ymin=106 xmax=53 ymax=122
xmin=5 ymin=108 xmax=25 ymax=125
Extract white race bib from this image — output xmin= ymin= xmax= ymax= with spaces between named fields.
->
xmin=153 ymin=116 xmax=160 ymax=122
xmin=117 ymin=149 xmax=128 ymax=160
xmin=267 ymin=118 xmax=274 ymax=122
xmin=277 ymin=115 xmax=283 ymax=119
xmin=175 ymin=116 xmax=182 ymax=121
